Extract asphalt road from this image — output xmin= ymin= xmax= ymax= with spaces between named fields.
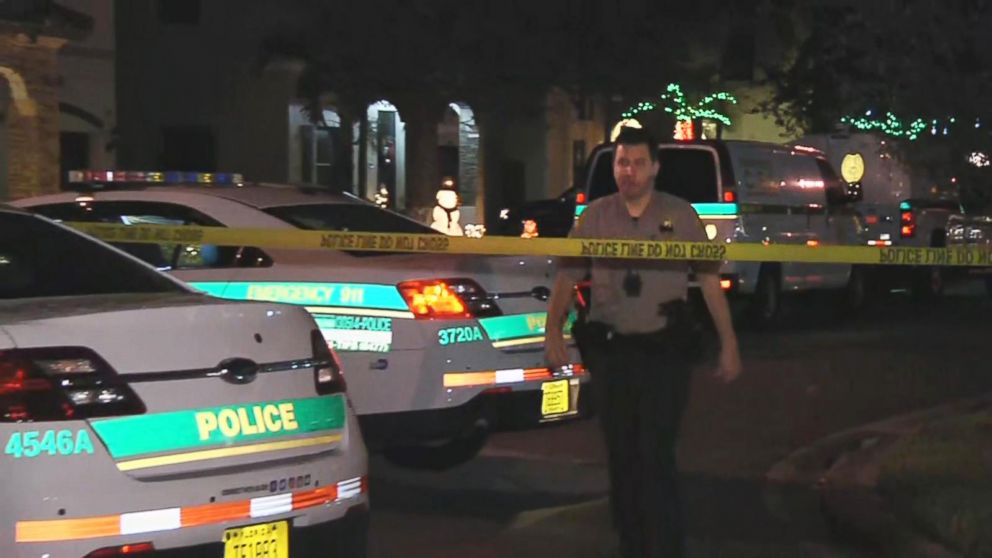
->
xmin=367 ymin=282 xmax=992 ymax=557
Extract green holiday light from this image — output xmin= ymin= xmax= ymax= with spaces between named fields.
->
xmin=840 ymin=111 xmax=983 ymax=141
xmin=621 ymin=83 xmax=738 ymax=126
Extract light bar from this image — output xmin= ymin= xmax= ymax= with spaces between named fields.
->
xmin=67 ymin=170 xmax=244 ymax=186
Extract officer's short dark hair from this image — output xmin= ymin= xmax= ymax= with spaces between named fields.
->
xmin=613 ymin=127 xmax=658 ymax=162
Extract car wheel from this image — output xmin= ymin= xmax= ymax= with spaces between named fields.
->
xmin=749 ymin=266 xmax=782 ymax=328
xmin=841 ymin=265 xmax=868 ymax=314
xmin=911 ymin=266 xmax=944 ymax=300
xmin=382 ymin=428 xmax=489 ymax=471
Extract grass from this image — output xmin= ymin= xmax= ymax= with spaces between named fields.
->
xmin=877 ymin=410 xmax=992 ymax=556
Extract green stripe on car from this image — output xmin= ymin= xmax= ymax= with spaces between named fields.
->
xmin=91 ymin=396 xmax=345 ymax=459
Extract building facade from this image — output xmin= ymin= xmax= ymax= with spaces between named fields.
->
xmin=0 ymin=0 xmax=91 ymax=200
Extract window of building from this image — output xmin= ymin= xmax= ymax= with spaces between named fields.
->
xmin=301 ymin=124 xmax=345 ymax=188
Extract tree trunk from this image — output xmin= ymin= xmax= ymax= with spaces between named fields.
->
xmin=397 ymin=94 xmax=445 ymax=216
xmin=475 ymin=109 xmax=506 ymax=227
xmin=337 ymin=111 xmax=355 ymax=194
xmin=357 ymin=112 xmax=369 ymax=199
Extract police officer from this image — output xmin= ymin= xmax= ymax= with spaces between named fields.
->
xmin=545 ymin=127 xmax=742 ymax=557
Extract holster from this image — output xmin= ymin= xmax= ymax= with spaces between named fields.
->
xmin=572 ymin=300 xmax=704 ymax=362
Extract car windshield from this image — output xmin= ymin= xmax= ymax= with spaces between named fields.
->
xmin=0 ymin=212 xmax=184 ymax=300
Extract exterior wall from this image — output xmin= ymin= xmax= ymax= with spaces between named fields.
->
xmin=115 ymin=0 xmax=298 ymax=180
xmin=546 ymin=88 xmax=606 ymax=197
xmin=57 ymin=0 xmax=116 ymax=170
xmin=0 ymin=34 xmax=64 ymax=200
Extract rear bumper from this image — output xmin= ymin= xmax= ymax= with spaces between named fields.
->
xmin=133 ymin=504 xmax=369 ymax=558
xmin=359 ymin=384 xmax=593 ymax=448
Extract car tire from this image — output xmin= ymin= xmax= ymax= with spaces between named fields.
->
xmin=382 ymin=428 xmax=488 ymax=471
xmin=839 ymin=265 xmax=868 ymax=316
xmin=911 ymin=266 xmax=944 ymax=300
xmin=749 ymin=266 xmax=782 ymax=328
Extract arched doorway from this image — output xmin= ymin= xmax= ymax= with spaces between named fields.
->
xmin=440 ymin=102 xmax=481 ymax=228
xmin=355 ymin=100 xmax=406 ymax=209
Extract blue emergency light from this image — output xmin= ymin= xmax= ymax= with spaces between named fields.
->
xmin=67 ymin=170 xmax=244 ymax=185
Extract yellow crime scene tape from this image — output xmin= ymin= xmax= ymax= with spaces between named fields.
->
xmin=66 ymin=222 xmax=992 ymax=267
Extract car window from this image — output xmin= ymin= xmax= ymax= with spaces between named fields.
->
xmin=656 ymin=148 xmax=720 ymax=203
xmin=264 ymin=203 xmax=437 ymax=235
xmin=586 ymin=146 xmax=721 ymax=203
xmin=0 ymin=211 xmax=183 ymax=300
xmin=29 ymin=201 xmax=272 ymax=270
xmin=587 ymin=149 xmax=618 ymax=201
xmin=263 ymin=203 xmax=438 ymax=257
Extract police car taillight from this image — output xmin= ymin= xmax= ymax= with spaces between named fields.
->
xmin=311 ymin=330 xmax=346 ymax=395
xmin=901 ymin=209 xmax=916 ymax=238
xmin=0 ymin=348 xmax=145 ymax=422
xmin=398 ymin=278 xmax=500 ymax=319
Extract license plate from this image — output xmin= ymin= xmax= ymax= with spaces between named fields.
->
xmin=541 ymin=379 xmax=579 ymax=418
xmin=224 ymin=521 xmax=288 ymax=558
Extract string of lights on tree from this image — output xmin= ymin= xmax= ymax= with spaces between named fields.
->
xmin=841 ymin=110 xmax=984 ymax=141
xmin=621 ymin=83 xmax=738 ymax=140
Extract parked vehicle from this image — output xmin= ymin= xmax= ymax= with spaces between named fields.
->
xmin=15 ymin=173 xmax=588 ymax=470
xmin=947 ymin=213 xmax=992 ymax=296
xmin=0 ymin=205 xmax=368 ymax=558
xmin=496 ymin=140 xmax=869 ymax=325
xmin=796 ymin=132 xmax=966 ymax=298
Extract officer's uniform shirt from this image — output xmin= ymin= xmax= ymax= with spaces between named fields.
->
xmin=560 ymin=190 xmax=719 ymax=334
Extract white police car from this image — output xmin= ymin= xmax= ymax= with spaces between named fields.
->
xmin=0 ymin=205 xmax=368 ymax=557
xmin=15 ymin=172 xmax=588 ymax=469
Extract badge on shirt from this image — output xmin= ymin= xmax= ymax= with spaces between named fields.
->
xmin=659 ymin=220 xmax=674 ymax=233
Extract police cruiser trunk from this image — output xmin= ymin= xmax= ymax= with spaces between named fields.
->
xmin=0 ymin=209 xmax=368 ymax=558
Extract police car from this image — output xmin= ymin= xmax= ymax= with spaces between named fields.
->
xmin=0 ymin=205 xmax=368 ymax=557
xmin=14 ymin=172 xmax=587 ymax=469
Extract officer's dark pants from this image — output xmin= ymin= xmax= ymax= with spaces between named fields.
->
xmin=578 ymin=323 xmax=694 ymax=558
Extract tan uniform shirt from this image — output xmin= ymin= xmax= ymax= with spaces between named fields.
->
xmin=560 ymin=191 xmax=719 ymax=334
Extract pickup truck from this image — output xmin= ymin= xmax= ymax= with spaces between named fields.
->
xmin=947 ymin=213 xmax=992 ymax=296
xmin=858 ymin=198 xmax=964 ymax=298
